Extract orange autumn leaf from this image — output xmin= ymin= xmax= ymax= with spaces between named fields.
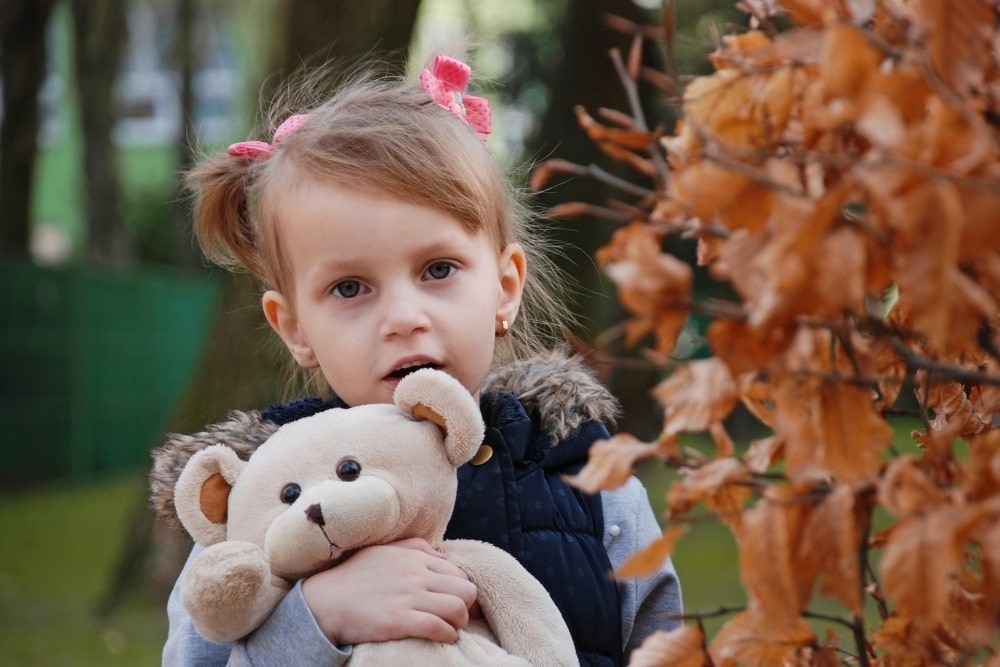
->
xmin=870 ymin=338 xmax=908 ymax=412
xmin=737 ymin=485 xmax=816 ymax=619
xmin=575 ymin=104 xmax=659 ymax=152
xmin=665 ymin=161 xmax=763 ymax=234
xmin=864 ymin=177 xmax=976 ymax=355
xmin=917 ymin=377 xmax=991 ymax=438
xmin=653 ymin=358 xmax=740 ymax=439
xmin=955 ymin=499 xmax=1000 ymax=644
xmin=870 ymin=616 xmax=940 ymax=665
xmin=709 ymin=608 xmax=816 ymax=667
xmin=931 ymin=525 xmax=998 ymax=652
xmin=710 ymin=30 xmax=776 ymax=69
xmin=768 ymin=374 xmax=829 ymax=483
xmin=909 ymin=0 xmax=995 ymax=97
xmin=816 ymin=381 xmax=894 ymax=485
xmin=667 ymin=458 xmax=753 ymax=529
xmin=878 ymin=456 xmax=952 ymax=517
xmin=963 ymin=430 xmax=1000 ymax=502
xmin=597 ymin=222 xmax=692 ymax=355
xmin=683 ymin=43 xmax=803 ymax=150
xmin=616 ymin=524 xmax=689 ymax=579
xmin=879 ymin=508 xmax=965 ymax=629
xmin=743 ymin=433 xmax=785 ymax=474
xmin=738 ymin=376 xmax=776 ymax=429
xmin=820 ymin=21 xmax=883 ymax=101
xmin=566 ymin=434 xmax=657 ymax=494
xmin=799 ymin=483 xmax=873 ymax=615
xmin=707 ymin=317 xmax=793 ymax=377
xmin=628 ymin=625 xmax=710 ymax=667
xmin=770 ymin=346 xmax=892 ymax=485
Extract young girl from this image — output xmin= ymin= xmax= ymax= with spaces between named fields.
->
xmin=150 ymin=56 xmax=682 ymax=667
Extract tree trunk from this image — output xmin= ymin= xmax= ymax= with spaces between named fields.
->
xmin=0 ymin=0 xmax=57 ymax=256
xmin=170 ymin=0 xmax=201 ymax=268
xmin=275 ymin=0 xmax=423 ymax=78
xmin=71 ymin=0 xmax=132 ymax=267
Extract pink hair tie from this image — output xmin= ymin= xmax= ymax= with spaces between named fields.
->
xmin=227 ymin=113 xmax=310 ymax=159
xmin=420 ymin=56 xmax=492 ymax=142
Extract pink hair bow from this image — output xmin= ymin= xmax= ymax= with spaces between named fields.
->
xmin=228 ymin=113 xmax=310 ymax=159
xmin=420 ymin=56 xmax=492 ymax=142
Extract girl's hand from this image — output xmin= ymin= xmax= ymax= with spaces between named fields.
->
xmin=301 ymin=537 xmax=478 ymax=646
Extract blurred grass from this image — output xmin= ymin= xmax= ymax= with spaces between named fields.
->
xmin=636 ymin=452 xmax=745 ymax=639
xmin=0 ymin=474 xmax=166 ymax=666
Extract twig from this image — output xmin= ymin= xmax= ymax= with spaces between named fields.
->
xmin=864 ymin=560 xmax=891 ymax=621
xmin=551 ymin=160 xmax=656 ymax=199
xmin=609 ymin=48 xmax=671 ymax=189
xmin=892 ymin=338 xmax=1000 ymax=387
xmin=546 ymin=201 xmax=643 ymax=223
xmin=672 ymin=605 xmax=746 ymax=621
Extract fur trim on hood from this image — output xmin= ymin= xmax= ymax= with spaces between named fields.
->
xmin=149 ymin=348 xmax=618 ymax=531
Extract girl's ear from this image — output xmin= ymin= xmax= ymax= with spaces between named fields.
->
xmin=262 ymin=290 xmax=318 ymax=368
xmin=496 ymin=243 xmax=527 ymax=328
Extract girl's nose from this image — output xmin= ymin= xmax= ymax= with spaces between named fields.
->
xmin=378 ymin=286 xmax=431 ymax=338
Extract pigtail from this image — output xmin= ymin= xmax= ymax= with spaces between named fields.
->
xmin=185 ymin=150 xmax=267 ymax=281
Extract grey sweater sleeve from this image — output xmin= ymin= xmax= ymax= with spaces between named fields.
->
xmin=601 ymin=475 xmax=684 ymax=659
xmin=162 ymin=544 xmax=350 ymax=667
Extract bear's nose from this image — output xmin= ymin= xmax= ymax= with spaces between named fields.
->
xmin=305 ymin=503 xmax=325 ymax=526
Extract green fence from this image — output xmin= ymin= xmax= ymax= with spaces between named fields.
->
xmin=0 ymin=257 xmax=219 ymax=488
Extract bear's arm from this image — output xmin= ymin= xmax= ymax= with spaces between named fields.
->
xmin=440 ymin=539 xmax=578 ymax=667
xmin=165 ymin=544 xmax=352 ymax=667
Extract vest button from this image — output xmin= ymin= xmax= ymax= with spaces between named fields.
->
xmin=608 ymin=524 xmax=621 ymax=537
xmin=470 ymin=444 xmax=493 ymax=466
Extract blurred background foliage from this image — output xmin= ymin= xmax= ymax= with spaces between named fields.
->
xmin=0 ymin=0 xmax=745 ymax=664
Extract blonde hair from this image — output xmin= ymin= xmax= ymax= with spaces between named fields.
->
xmin=186 ymin=64 xmax=573 ymax=393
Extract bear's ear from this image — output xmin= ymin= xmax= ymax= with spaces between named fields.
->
xmin=174 ymin=444 xmax=247 ymax=545
xmin=394 ymin=369 xmax=486 ymax=467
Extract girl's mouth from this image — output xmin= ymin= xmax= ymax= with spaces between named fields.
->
xmin=387 ymin=361 xmax=440 ymax=379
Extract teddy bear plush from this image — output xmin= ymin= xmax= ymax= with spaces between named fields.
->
xmin=171 ymin=368 xmax=577 ymax=666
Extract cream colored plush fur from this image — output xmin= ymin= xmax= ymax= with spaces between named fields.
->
xmin=172 ymin=368 xmax=578 ymax=666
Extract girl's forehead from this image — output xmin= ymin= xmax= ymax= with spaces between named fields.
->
xmin=264 ymin=165 xmax=507 ymax=255
xmin=281 ymin=177 xmax=485 ymax=231
xmin=273 ymin=180 xmax=491 ymax=254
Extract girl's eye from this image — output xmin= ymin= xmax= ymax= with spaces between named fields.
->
xmin=337 ymin=459 xmax=362 ymax=481
xmin=331 ymin=280 xmax=366 ymax=299
xmin=425 ymin=261 xmax=455 ymax=281
xmin=280 ymin=483 xmax=302 ymax=504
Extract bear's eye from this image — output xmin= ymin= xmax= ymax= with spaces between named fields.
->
xmin=280 ymin=483 xmax=301 ymax=504
xmin=337 ymin=459 xmax=361 ymax=481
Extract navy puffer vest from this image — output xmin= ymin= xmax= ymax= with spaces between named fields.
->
xmin=262 ymin=390 xmax=623 ymax=666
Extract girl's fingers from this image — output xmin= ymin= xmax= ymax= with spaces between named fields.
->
xmin=406 ymin=592 xmax=472 ymax=642
xmin=426 ymin=569 xmax=477 ymax=609
xmin=388 ymin=537 xmax=446 ymax=559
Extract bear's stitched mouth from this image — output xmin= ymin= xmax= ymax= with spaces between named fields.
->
xmin=317 ymin=525 xmax=368 ymax=564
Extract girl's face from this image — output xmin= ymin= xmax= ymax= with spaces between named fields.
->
xmin=262 ymin=180 xmax=525 ymax=407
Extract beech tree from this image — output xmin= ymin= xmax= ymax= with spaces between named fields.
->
xmin=0 ymin=0 xmax=58 ymax=255
xmin=534 ymin=1 xmax=1000 ymax=665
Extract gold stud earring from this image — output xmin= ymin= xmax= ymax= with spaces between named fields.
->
xmin=495 ymin=319 xmax=509 ymax=338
